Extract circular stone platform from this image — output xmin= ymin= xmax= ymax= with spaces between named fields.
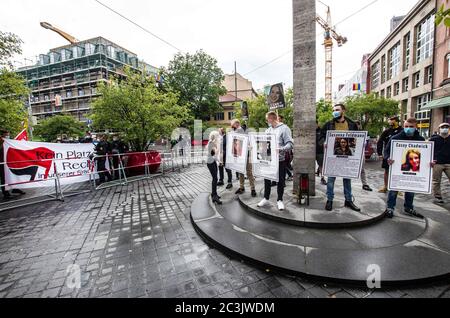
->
xmin=238 ymin=180 xmax=386 ymax=228
xmin=190 ymin=177 xmax=450 ymax=285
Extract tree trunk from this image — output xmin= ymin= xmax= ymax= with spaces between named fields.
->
xmin=293 ymin=0 xmax=317 ymax=196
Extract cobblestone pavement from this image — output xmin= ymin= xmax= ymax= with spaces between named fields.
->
xmin=0 ymin=161 xmax=450 ymax=298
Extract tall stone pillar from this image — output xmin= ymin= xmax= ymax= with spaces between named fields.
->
xmin=292 ymin=0 xmax=316 ymax=196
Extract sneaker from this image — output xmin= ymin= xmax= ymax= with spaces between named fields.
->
xmin=404 ymin=208 xmax=424 ymax=219
xmin=257 ymin=198 xmax=271 ymax=208
xmin=384 ymin=208 xmax=394 ymax=218
xmin=226 ymin=183 xmax=233 ymax=190
xmin=362 ymin=185 xmax=373 ymax=192
xmin=251 ymin=189 xmax=257 ymax=197
xmin=217 ymin=181 xmax=224 ymax=186
xmin=277 ymin=201 xmax=285 ymax=211
xmin=378 ymin=187 xmax=388 ymax=193
xmin=435 ymin=196 xmax=444 ymax=204
xmin=235 ymin=188 xmax=245 ymax=195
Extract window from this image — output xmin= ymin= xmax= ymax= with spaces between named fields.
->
xmin=380 ymin=89 xmax=385 ymax=98
xmin=413 ymin=72 xmax=420 ymax=88
xmin=44 ymin=95 xmax=49 ymax=101
xmin=214 ymin=112 xmax=224 ymax=121
xmin=402 ymin=77 xmax=409 ymax=92
xmin=66 ymin=90 xmax=72 ymax=98
xmin=381 ymin=55 xmax=386 ymax=84
xmin=424 ymin=66 xmax=433 ymax=84
xmin=415 ymin=93 xmax=431 ymax=120
xmin=388 ymin=42 xmax=401 ymax=79
xmin=228 ymin=112 xmax=235 ymax=120
xmin=415 ymin=14 xmax=435 ymax=64
xmin=394 ymin=82 xmax=400 ymax=96
xmin=386 ymin=86 xmax=392 ymax=98
xmin=371 ymin=60 xmax=380 ymax=90
xmin=403 ymin=32 xmax=411 ymax=71
xmin=78 ymin=88 xmax=84 ymax=96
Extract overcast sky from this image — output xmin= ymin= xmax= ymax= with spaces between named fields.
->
xmin=1 ymin=0 xmax=420 ymax=99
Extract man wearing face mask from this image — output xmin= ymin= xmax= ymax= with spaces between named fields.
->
xmin=0 ymin=129 xmax=26 ymax=199
xmin=384 ymin=117 xmax=428 ymax=218
xmin=377 ymin=116 xmax=403 ymax=193
xmin=429 ymin=123 xmax=450 ymax=204
xmin=320 ymin=104 xmax=361 ymax=212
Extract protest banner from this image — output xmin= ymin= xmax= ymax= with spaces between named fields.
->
xmin=249 ymin=133 xmax=279 ymax=182
xmin=225 ymin=132 xmax=249 ymax=175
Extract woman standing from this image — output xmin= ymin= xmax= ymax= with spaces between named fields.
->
xmin=207 ymin=131 xmax=222 ymax=205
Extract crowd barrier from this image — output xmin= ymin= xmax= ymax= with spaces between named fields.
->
xmin=0 ymin=149 xmax=207 ymax=212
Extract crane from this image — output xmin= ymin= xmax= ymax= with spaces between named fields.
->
xmin=315 ymin=6 xmax=347 ymax=103
xmin=40 ymin=22 xmax=79 ymax=44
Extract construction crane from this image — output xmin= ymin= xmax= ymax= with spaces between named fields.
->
xmin=40 ymin=22 xmax=79 ymax=44
xmin=316 ymin=6 xmax=347 ymax=103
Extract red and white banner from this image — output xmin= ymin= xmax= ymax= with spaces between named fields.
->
xmin=2 ymin=139 xmax=95 ymax=189
xmin=15 ymin=129 xmax=28 ymax=141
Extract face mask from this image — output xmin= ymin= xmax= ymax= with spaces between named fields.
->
xmin=333 ymin=111 xmax=341 ymax=119
xmin=440 ymin=128 xmax=449 ymax=135
xmin=404 ymin=128 xmax=416 ymax=136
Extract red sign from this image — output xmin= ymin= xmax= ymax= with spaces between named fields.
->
xmin=6 ymin=147 xmax=55 ymax=181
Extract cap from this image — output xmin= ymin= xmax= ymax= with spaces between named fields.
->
xmin=439 ymin=123 xmax=450 ymax=128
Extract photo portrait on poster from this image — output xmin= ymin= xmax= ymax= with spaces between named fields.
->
xmin=265 ymin=83 xmax=286 ymax=110
xmin=225 ymin=132 xmax=249 ymax=175
xmin=249 ymin=133 xmax=279 ymax=182
xmin=388 ymin=141 xmax=433 ymax=194
xmin=323 ymin=131 xmax=367 ymax=179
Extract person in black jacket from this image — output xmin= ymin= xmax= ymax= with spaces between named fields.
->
xmin=430 ymin=122 xmax=450 ymax=204
xmin=111 ymin=135 xmax=129 ymax=180
xmin=376 ymin=116 xmax=403 ymax=193
xmin=94 ymin=134 xmax=112 ymax=184
xmin=384 ymin=118 xmax=431 ymax=219
xmin=217 ymin=128 xmax=233 ymax=189
xmin=320 ymin=104 xmax=361 ymax=212
xmin=316 ymin=122 xmax=327 ymax=185
xmin=0 ymin=129 xmax=26 ymax=199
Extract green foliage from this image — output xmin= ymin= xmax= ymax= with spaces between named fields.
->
xmin=344 ymin=93 xmax=400 ymax=137
xmin=0 ymin=31 xmax=22 ymax=68
xmin=91 ymin=68 xmax=191 ymax=151
xmin=161 ymin=50 xmax=227 ymax=120
xmin=316 ymin=98 xmax=333 ymax=127
xmin=0 ymin=68 xmax=29 ymax=136
xmin=436 ymin=1 xmax=450 ymax=27
xmin=33 ymin=115 xmax=86 ymax=142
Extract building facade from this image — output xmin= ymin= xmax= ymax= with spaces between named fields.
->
xmin=16 ymin=37 xmax=158 ymax=123
xmin=208 ymin=73 xmax=258 ymax=126
xmin=335 ymin=54 xmax=370 ymax=103
xmin=368 ymin=0 xmax=435 ymax=138
xmin=425 ymin=0 xmax=450 ymax=131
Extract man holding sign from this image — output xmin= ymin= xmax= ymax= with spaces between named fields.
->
xmin=384 ymin=118 xmax=434 ymax=219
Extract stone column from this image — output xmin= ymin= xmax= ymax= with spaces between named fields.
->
xmin=293 ymin=0 xmax=316 ymax=196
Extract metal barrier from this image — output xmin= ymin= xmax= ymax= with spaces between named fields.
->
xmin=0 ymin=148 xmax=208 ymax=212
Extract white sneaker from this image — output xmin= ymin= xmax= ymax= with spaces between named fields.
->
xmin=257 ymin=198 xmax=271 ymax=207
xmin=277 ymin=201 xmax=285 ymax=211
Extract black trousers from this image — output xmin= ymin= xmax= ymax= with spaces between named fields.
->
xmin=96 ymin=158 xmax=112 ymax=183
xmin=264 ymin=161 xmax=287 ymax=201
xmin=0 ymin=160 xmax=7 ymax=195
xmin=218 ymin=163 xmax=232 ymax=183
xmin=207 ymin=162 xmax=218 ymax=197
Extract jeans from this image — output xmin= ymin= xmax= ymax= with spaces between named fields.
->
xmin=387 ymin=191 xmax=414 ymax=210
xmin=207 ymin=162 xmax=218 ymax=197
xmin=327 ymin=177 xmax=352 ymax=202
xmin=264 ymin=161 xmax=287 ymax=201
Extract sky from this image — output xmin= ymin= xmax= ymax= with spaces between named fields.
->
xmin=1 ymin=0 xmax=420 ymax=99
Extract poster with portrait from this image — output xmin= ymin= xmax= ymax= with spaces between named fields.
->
xmin=249 ymin=133 xmax=279 ymax=182
xmin=225 ymin=132 xmax=249 ymax=175
xmin=323 ymin=131 xmax=367 ymax=179
xmin=241 ymin=101 xmax=249 ymax=121
xmin=387 ymin=140 xmax=434 ymax=194
xmin=265 ymin=83 xmax=286 ymax=110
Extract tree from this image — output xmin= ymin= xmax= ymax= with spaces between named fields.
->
xmin=344 ymin=93 xmax=400 ymax=137
xmin=33 ymin=115 xmax=86 ymax=142
xmin=436 ymin=0 xmax=450 ymax=27
xmin=161 ymin=50 xmax=227 ymax=120
xmin=316 ymin=98 xmax=333 ymax=127
xmin=0 ymin=31 xmax=23 ymax=68
xmin=91 ymin=68 xmax=191 ymax=151
xmin=0 ymin=31 xmax=29 ymax=136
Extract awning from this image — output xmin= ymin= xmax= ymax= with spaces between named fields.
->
xmin=422 ymin=96 xmax=450 ymax=110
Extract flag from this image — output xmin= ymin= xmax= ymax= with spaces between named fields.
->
xmin=353 ymin=83 xmax=361 ymax=91
xmin=15 ymin=129 xmax=28 ymax=141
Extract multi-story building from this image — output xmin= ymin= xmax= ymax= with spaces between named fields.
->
xmin=424 ymin=0 xmax=450 ymax=131
xmin=16 ymin=37 xmax=158 ymax=123
xmin=367 ymin=0 xmax=435 ymax=138
xmin=335 ymin=54 xmax=370 ymax=103
xmin=209 ymin=72 xmax=258 ymax=126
